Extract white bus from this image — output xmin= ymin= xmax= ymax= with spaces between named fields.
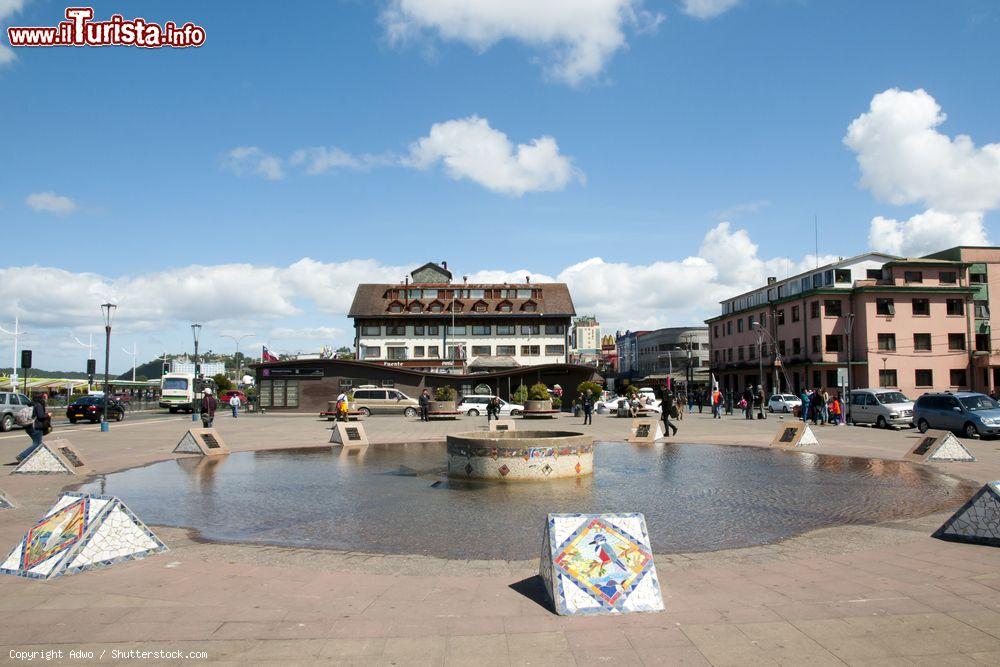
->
xmin=159 ymin=373 xmax=216 ymax=413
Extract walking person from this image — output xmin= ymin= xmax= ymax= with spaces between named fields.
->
xmin=230 ymin=392 xmax=241 ymax=419
xmin=757 ymin=385 xmax=767 ymax=420
xmin=200 ymin=388 xmax=217 ymax=428
xmin=487 ymin=395 xmax=501 ymax=423
xmin=418 ymin=389 xmax=430 ymax=422
xmin=696 ymin=391 xmax=704 ymax=414
xmin=16 ymin=394 xmax=49 ymax=462
xmin=661 ymin=390 xmax=678 ymax=437
xmin=581 ymin=390 xmax=594 ymax=425
xmin=687 ymin=390 xmax=695 ymax=414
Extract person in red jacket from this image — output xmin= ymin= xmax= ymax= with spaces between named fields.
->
xmin=200 ymin=388 xmax=218 ymax=428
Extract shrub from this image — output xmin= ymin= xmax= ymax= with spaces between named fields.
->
xmin=551 ymin=396 xmax=563 ymax=409
xmin=528 ymin=382 xmax=550 ymax=401
xmin=212 ymin=374 xmax=233 ymax=391
xmin=622 ymin=383 xmax=640 ymax=397
xmin=434 ymin=386 xmax=457 ymax=402
xmin=512 ymin=383 xmax=529 ymax=404
xmin=577 ymin=381 xmax=603 ymax=401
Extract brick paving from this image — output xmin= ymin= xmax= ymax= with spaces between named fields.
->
xmin=0 ymin=410 xmax=999 ymax=665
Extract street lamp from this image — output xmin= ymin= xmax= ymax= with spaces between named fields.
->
xmin=100 ymin=303 xmax=117 ymax=432
xmin=191 ymin=324 xmax=202 ymax=422
xmin=0 ymin=317 xmax=27 ymax=391
xmin=221 ymin=333 xmax=254 ymax=386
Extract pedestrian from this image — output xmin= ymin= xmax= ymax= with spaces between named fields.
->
xmin=821 ymin=389 xmax=830 ymax=425
xmin=230 ymin=392 xmax=241 ymax=418
xmin=743 ymin=385 xmax=755 ymax=420
xmin=830 ymin=394 xmax=842 ymax=425
xmin=16 ymin=394 xmax=49 ymax=462
xmin=800 ymin=389 xmax=811 ymax=422
xmin=661 ymin=390 xmax=678 ymax=437
xmin=487 ymin=395 xmax=501 ymax=423
xmin=676 ymin=393 xmax=684 ymax=421
xmin=581 ymin=390 xmax=593 ymax=425
xmin=712 ymin=387 xmax=722 ymax=419
xmin=200 ymin=388 xmax=217 ymax=428
xmin=687 ymin=391 xmax=694 ymax=414
xmin=810 ymin=389 xmax=823 ymax=426
xmin=418 ymin=389 xmax=430 ymax=422
xmin=696 ymin=390 xmax=704 ymax=414
xmin=757 ymin=385 xmax=767 ymax=420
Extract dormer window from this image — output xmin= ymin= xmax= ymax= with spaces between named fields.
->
xmin=387 ymin=300 xmax=404 ymax=314
xmin=472 ymin=299 xmax=488 ymax=313
xmin=521 ymin=300 xmax=537 ymax=312
xmin=497 ymin=300 xmax=513 ymax=312
xmin=408 ymin=301 xmax=423 ymax=313
xmin=450 ymin=300 xmax=464 ymax=313
xmin=428 ymin=300 xmax=444 ymax=313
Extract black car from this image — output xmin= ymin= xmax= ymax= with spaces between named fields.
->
xmin=66 ymin=396 xmax=126 ymax=423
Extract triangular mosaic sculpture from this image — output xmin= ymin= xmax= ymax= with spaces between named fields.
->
xmin=0 ymin=489 xmax=14 ymax=509
xmin=540 ymin=513 xmax=664 ymax=615
xmin=798 ymin=426 xmax=819 ymax=446
xmin=933 ymin=481 xmax=1000 ymax=547
xmin=929 ymin=433 xmax=975 ymax=461
xmin=173 ymin=431 xmax=201 ymax=453
xmin=172 ymin=429 xmax=229 ymax=456
xmin=11 ymin=442 xmax=82 ymax=475
xmin=0 ymin=492 xmax=167 ymax=579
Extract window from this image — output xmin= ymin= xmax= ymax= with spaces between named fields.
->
xmin=970 ymin=272 xmax=987 ymax=284
xmin=826 ymin=370 xmax=838 ymax=387
xmin=877 ymin=333 xmax=896 ymax=351
xmin=388 ymin=303 xmax=403 ymax=313
xmin=915 ymin=369 xmax=933 ymax=387
xmin=447 ymin=325 xmax=467 ymax=335
xmin=824 ymin=300 xmax=842 ymax=317
xmin=545 ymin=324 xmax=565 ymax=335
xmin=413 ymin=346 xmax=425 ymax=358
xmin=521 ymin=345 xmax=540 ymax=356
xmin=776 ymin=309 xmax=785 ymax=325
xmin=446 ymin=345 xmax=465 ymax=360
xmin=408 ymin=302 xmax=422 ymax=313
xmin=867 ymin=268 xmax=883 ymax=280
xmin=428 ymin=302 xmax=443 ymax=313
xmin=913 ymin=333 xmax=932 ymax=351
xmin=738 ymin=346 xmax=744 ymax=360
xmin=812 ymin=274 xmax=822 ymax=288
xmin=517 ymin=289 xmax=532 ymax=299
xmin=759 ymin=312 xmax=767 ymax=327
xmin=812 ymin=370 xmax=821 ymax=386
xmin=876 ymin=298 xmax=895 ymax=316
xmin=904 ymin=270 xmax=923 ymax=283
xmin=737 ymin=319 xmax=744 ymax=333
xmin=879 ymin=369 xmax=897 ymax=388
xmin=792 ymin=338 xmax=801 ymax=355
xmin=727 ymin=348 xmax=733 ymax=362
xmin=975 ymin=300 xmax=990 ymax=318
xmin=811 ymin=335 xmax=821 ymax=353
xmin=362 ymin=346 xmax=381 ymax=359
xmin=387 ymin=347 xmax=407 ymax=360
xmin=545 ymin=345 xmax=565 ymax=356
xmin=835 ymin=269 xmax=852 ymax=283
xmin=386 ymin=325 xmax=406 ymax=336
xmin=792 ymin=306 xmax=800 ymax=322
xmin=912 ymin=299 xmax=930 ymax=316
xmin=522 ymin=302 xmax=537 ymax=312
xmin=950 ymin=369 xmax=967 ymax=387
xmin=521 ymin=325 xmax=540 ymax=335
xmin=726 ymin=321 xmax=732 ymax=335
xmin=714 ymin=325 xmax=719 ymax=338
xmin=940 ymin=271 xmax=957 ymax=284
xmin=470 ymin=289 xmax=485 ymax=299
xmin=976 ymin=334 xmax=990 ymax=352
xmin=471 ymin=345 xmax=492 ymax=357
xmin=946 ymin=299 xmax=964 ymax=316
xmin=778 ymin=340 xmax=786 ymax=356
xmin=428 ymin=346 xmax=440 ymax=358
xmin=473 ymin=301 xmax=488 ymax=313
xmin=427 ymin=325 xmax=439 ymax=336
xmin=497 ymin=345 xmax=515 ymax=356
xmin=496 ymin=325 xmax=515 ymax=335
xmin=810 ymin=301 xmax=820 ymax=318
xmin=361 ymin=325 xmax=380 ymax=336
xmin=497 ymin=302 xmax=512 ymax=312
xmin=948 ymin=333 xmax=966 ymax=351
xmin=471 ymin=325 xmax=491 ymax=335
xmin=825 ymin=335 xmax=843 ymax=352
xmin=413 ymin=325 xmax=425 ymax=336
xmin=749 ymin=345 xmax=756 ymax=360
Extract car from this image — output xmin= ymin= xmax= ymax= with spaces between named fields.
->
xmin=849 ymin=388 xmax=914 ymax=428
xmin=913 ymin=391 xmax=1000 ymax=439
xmin=66 ymin=396 xmax=126 ymax=423
xmin=217 ymin=390 xmax=248 ymax=406
xmin=0 ymin=392 xmax=33 ymax=431
xmin=456 ymin=395 xmax=525 ymax=416
xmin=349 ymin=388 xmax=419 ymax=418
xmin=767 ymin=394 xmax=802 ymax=413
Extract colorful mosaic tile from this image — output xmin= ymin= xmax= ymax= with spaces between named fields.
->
xmin=933 ymin=481 xmax=1000 ymax=547
xmin=540 ymin=513 xmax=664 ymax=615
xmin=0 ymin=489 xmax=14 ymax=510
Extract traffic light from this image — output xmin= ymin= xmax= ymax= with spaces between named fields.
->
xmin=87 ymin=359 xmax=96 ymax=384
xmin=20 ymin=350 xmax=31 ymax=369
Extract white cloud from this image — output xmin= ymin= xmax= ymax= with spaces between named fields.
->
xmin=380 ymin=0 xmax=663 ymax=85
xmin=269 ymin=326 xmax=343 ymax=340
xmin=25 ymin=191 xmax=77 ymax=215
xmin=681 ymin=0 xmax=741 ymax=20
xmin=868 ymin=209 xmax=988 ymax=257
xmin=846 ymin=88 xmax=998 ymax=255
xmin=0 ymin=0 xmax=27 ymax=68
xmin=222 ymin=146 xmax=285 ymax=181
xmin=845 ymin=88 xmax=1000 ymax=212
xmin=289 ymin=147 xmax=390 ymax=174
xmin=404 ymin=115 xmax=583 ymax=195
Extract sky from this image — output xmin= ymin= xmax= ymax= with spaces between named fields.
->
xmin=1 ymin=0 xmax=999 ymax=373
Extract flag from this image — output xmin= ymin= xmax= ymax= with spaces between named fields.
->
xmin=262 ymin=346 xmax=278 ymax=362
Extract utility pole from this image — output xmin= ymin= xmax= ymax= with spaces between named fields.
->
xmin=221 ymin=333 xmax=254 ymax=386
xmin=0 ymin=317 xmax=26 ymax=391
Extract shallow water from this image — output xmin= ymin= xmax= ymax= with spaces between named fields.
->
xmin=78 ymin=442 xmax=977 ymax=559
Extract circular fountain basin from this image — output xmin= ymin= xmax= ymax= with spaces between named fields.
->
xmin=446 ymin=430 xmax=593 ymax=480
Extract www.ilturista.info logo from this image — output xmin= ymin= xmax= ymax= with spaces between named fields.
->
xmin=7 ymin=7 xmax=205 ymax=49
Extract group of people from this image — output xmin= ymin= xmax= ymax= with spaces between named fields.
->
xmin=736 ymin=385 xmax=770 ymax=420
xmin=798 ymin=388 xmax=845 ymax=425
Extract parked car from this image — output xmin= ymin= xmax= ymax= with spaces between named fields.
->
xmin=349 ymin=388 xmax=419 ymax=418
xmin=849 ymin=389 xmax=914 ymax=429
xmin=456 ymin=395 xmax=524 ymax=416
xmin=0 ymin=392 xmax=33 ymax=431
xmin=767 ymin=394 xmax=802 ymax=413
xmin=66 ymin=396 xmax=126 ymax=423
xmin=217 ymin=390 xmax=248 ymax=406
xmin=913 ymin=391 xmax=1000 ymax=439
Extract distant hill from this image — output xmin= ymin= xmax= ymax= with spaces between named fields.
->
xmin=1 ymin=367 xmax=90 ymax=379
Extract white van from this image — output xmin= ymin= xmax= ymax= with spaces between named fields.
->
xmin=849 ymin=388 xmax=914 ymax=429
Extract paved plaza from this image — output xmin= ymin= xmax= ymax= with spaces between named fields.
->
xmin=1 ymin=410 xmax=1000 ymax=665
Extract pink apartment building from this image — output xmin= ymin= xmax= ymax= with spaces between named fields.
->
xmin=706 ymin=249 xmax=991 ymax=400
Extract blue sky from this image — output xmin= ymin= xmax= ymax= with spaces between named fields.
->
xmin=2 ymin=0 xmax=999 ymax=372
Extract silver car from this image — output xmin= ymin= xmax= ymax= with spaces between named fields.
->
xmin=849 ymin=389 xmax=914 ymax=429
xmin=0 ymin=392 xmax=33 ymax=431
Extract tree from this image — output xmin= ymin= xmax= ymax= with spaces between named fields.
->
xmin=212 ymin=373 xmax=233 ymax=391
xmin=335 ymin=346 xmax=355 ymax=359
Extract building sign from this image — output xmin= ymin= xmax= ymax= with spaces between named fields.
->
xmin=261 ymin=367 xmax=324 ymax=379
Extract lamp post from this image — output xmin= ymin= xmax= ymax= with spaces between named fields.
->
xmin=73 ymin=332 xmax=95 ymax=392
xmin=221 ymin=333 xmax=254 ymax=386
xmin=121 ymin=342 xmax=138 ymax=382
xmin=843 ymin=312 xmax=855 ymax=425
xmin=191 ymin=324 xmax=202 ymax=422
xmin=100 ymin=303 xmax=117 ymax=432
xmin=0 ymin=317 xmax=26 ymax=392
